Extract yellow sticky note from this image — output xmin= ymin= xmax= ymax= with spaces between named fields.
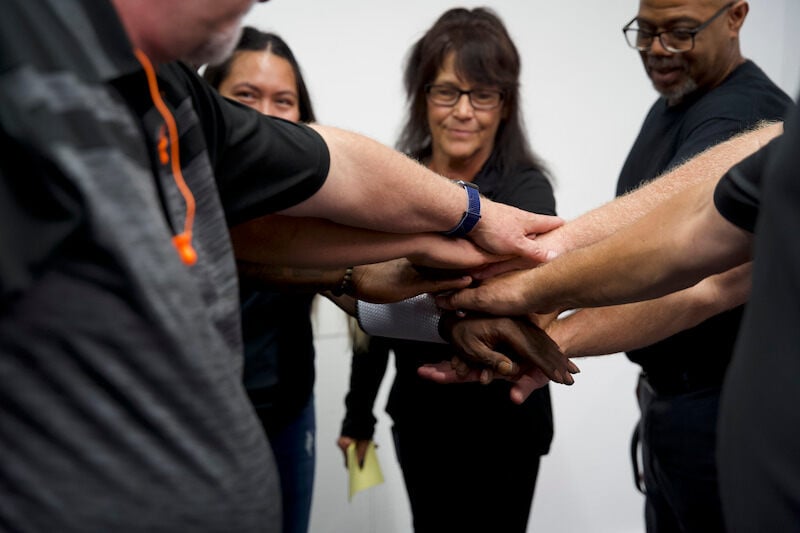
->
xmin=347 ymin=441 xmax=384 ymax=501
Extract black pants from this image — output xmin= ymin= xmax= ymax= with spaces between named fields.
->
xmin=392 ymin=422 xmax=541 ymax=533
xmin=634 ymin=373 xmax=725 ymax=533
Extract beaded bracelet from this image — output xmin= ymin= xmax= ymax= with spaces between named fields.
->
xmin=331 ymin=266 xmax=355 ymax=296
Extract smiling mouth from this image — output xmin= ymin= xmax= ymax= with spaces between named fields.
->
xmin=649 ymin=65 xmax=684 ymax=86
xmin=448 ymin=128 xmax=477 ymax=136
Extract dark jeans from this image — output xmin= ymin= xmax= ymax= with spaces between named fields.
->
xmin=634 ymin=373 xmax=724 ymax=533
xmin=392 ymin=422 xmax=540 ymax=533
xmin=264 ymin=398 xmax=316 ymax=533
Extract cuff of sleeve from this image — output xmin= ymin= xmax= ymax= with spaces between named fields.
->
xmin=356 ymin=295 xmax=446 ymax=344
xmin=341 ymin=417 xmax=377 ymax=441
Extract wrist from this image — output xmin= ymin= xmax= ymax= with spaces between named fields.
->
xmin=357 ymin=296 xmax=446 ymax=344
xmin=443 ymin=180 xmax=481 ymax=237
xmin=331 ymin=267 xmax=355 ymax=296
xmin=437 ymin=310 xmax=461 ymax=343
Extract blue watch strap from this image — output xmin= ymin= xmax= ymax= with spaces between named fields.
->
xmin=444 ymin=180 xmax=481 ymax=237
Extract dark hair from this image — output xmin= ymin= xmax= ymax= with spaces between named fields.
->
xmin=203 ymin=27 xmax=316 ymax=123
xmin=398 ymin=7 xmax=546 ymax=176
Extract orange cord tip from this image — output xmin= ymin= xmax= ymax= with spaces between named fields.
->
xmin=172 ymin=233 xmax=197 ymax=266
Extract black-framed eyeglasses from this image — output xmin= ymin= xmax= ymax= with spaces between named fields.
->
xmin=622 ymin=1 xmax=735 ymax=53
xmin=425 ymin=84 xmax=504 ymax=111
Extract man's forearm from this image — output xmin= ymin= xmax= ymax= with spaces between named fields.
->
xmin=531 ymin=177 xmax=752 ymax=313
xmin=538 ymin=121 xmax=783 ymax=255
xmin=237 ymin=259 xmax=347 ymax=293
xmin=549 ymin=263 xmax=752 ymax=357
xmin=285 ymin=124 xmax=467 ymax=233
xmin=230 ymin=214 xmax=494 ymax=269
xmin=281 ymin=124 xmax=563 ymax=264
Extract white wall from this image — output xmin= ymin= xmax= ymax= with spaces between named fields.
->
xmin=243 ymin=2 xmax=799 ymax=532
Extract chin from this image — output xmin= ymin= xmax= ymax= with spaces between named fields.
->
xmin=186 ymin=26 xmax=243 ymax=66
xmin=655 ymin=77 xmax=699 ymax=106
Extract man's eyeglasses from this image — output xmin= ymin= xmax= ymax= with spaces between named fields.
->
xmin=622 ymin=1 xmax=735 ymax=53
xmin=425 ymin=84 xmax=504 ymax=111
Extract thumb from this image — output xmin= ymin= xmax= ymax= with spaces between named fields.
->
xmin=427 ymin=275 xmax=472 ymax=293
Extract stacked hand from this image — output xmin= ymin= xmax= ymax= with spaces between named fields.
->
xmin=419 ymin=312 xmax=578 ymax=403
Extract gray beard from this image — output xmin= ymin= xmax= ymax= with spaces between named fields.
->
xmin=184 ymin=25 xmax=243 ymax=67
xmin=658 ymin=76 xmax=699 ymax=106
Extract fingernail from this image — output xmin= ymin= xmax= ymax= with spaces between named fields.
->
xmin=498 ymin=361 xmax=517 ymax=375
xmin=567 ymin=360 xmax=581 ymax=374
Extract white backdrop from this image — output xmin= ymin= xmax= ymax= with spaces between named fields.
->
xmin=243 ymin=2 xmax=799 ymax=532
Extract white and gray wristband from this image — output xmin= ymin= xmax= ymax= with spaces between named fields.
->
xmin=356 ymin=294 xmax=446 ymax=344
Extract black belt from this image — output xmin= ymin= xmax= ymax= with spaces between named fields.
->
xmin=641 ymin=368 xmax=724 ymax=396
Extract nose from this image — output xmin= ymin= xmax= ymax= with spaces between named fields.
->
xmin=256 ymin=100 xmax=273 ymax=115
xmin=647 ymin=35 xmax=672 ymax=56
xmin=452 ymin=93 xmax=474 ymax=117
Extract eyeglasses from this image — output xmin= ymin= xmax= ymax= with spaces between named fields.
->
xmin=622 ymin=1 xmax=735 ymax=53
xmin=425 ymin=84 xmax=504 ymax=111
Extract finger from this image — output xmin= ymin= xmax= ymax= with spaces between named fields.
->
xmin=434 ymin=287 xmax=482 ymax=311
xmin=460 ymin=340 xmax=519 ymax=377
xmin=426 ymin=276 xmax=473 ymax=293
xmin=337 ymin=437 xmax=353 ymax=468
xmin=472 ymin=256 xmax=535 ymax=280
xmin=356 ymin=441 xmax=370 ymax=468
xmin=453 ymin=356 xmax=472 ymax=378
xmin=512 ymin=239 xmax=555 ymax=266
xmin=417 ymin=363 xmax=483 ymax=384
xmin=416 ymin=363 xmax=456 ymax=383
xmin=503 ymin=321 xmax=574 ymax=384
xmin=524 ymin=214 xmax=565 ymax=236
xmin=509 ymin=369 xmax=551 ymax=404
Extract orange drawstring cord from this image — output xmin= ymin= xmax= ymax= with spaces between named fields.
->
xmin=134 ymin=49 xmax=198 ymax=266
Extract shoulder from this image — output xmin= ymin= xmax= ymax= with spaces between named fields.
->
xmin=484 ymin=165 xmax=556 ymax=216
xmin=671 ymin=62 xmax=792 ymax=161
xmin=688 ymin=61 xmax=792 ymax=124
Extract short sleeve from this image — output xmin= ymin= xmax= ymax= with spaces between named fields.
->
xmin=714 ymin=136 xmax=781 ymax=233
xmin=168 ymin=64 xmax=331 ymax=226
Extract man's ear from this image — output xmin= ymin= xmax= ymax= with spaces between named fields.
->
xmin=728 ymin=1 xmax=749 ymax=33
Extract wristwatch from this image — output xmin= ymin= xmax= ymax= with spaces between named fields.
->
xmin=443 ymin=180 xmax=481 ymax=237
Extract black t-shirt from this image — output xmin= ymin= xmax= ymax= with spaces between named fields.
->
xmin=616 ymin=60 xmax=792 ymax=380
xmin=240 ymin=289 xmax=316 ymax=435
xmin=715 ymin=96 xmax=800 ymax=529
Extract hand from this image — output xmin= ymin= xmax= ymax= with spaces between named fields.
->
xmin=352 ymin=259 xmax=472 ymax=304
xmin=469 ymin=200 xmax=563 ymax=264
xmin=437 ymin=268 xmax=550 ymax=316
xmin=417 ymin=360 xmax=551 ymax=404
xmin=406 ymin=233 xmax=506 ymax=270
xmin=439 ymin=313 xmax=579 ymax=385
xmin=471 ymin=223 xmax=569 ymax=280
xmin=336 ymin=435 xmax=373 ymax=469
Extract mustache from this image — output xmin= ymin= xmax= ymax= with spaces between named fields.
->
xmin=646 ymin=56 xmax=687 ymax=70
